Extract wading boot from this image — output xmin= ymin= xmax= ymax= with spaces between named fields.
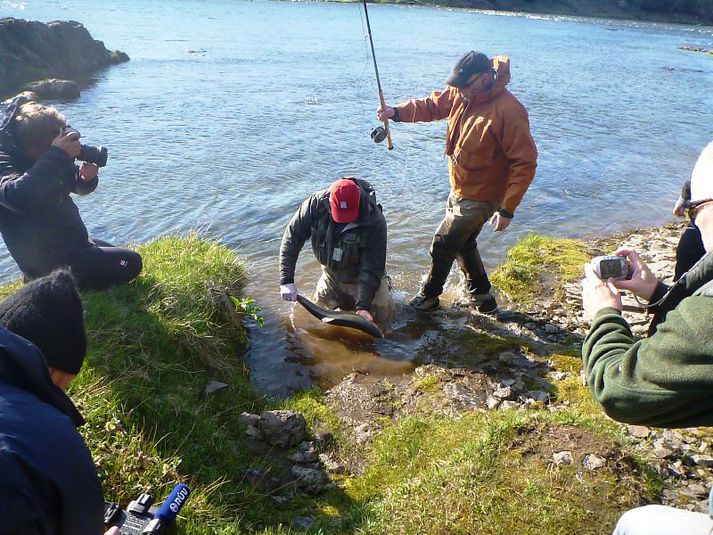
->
xmin=471 ymin=293 xmax=498 ymax=315
xmin=409 ymin=293 xmax=440 ymax=312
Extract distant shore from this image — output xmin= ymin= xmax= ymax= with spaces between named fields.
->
xmin=342 ymin=0 xmax=713 ymax=26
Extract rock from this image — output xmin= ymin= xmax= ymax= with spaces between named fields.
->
xmin=288 ymin=452 xmax=308 ymax=464
xmin=583 ymin=454 xmax=607 ymax=470
xmin=544 ymin=324 xmax=559 ymax=334
xmin=525 ymin=390 xmax=549 ymax=403
xmin=291 ymin=465 xmax=329 ymax=495
xmin=205 ymin=380 xmax=229 ymax=395
xmin=271 ymin=493 xmax=293 ymax=505
xmin=0 ymin=18 xmax=129 ymax=97
xmin=653 ymin=438 xmax=675 ymax=459
xmin=551 ymin=371 xmax=569 ymax=381
xmin=238 ymin=412 xmax=259 ymax=427
xmin=298 ymin=441 xmax=320 ymax=463
xmin=690 ymin=454 xmax=713 ymax=468
xmin=486 ymin=396 xmax=501 ymax=410
xmin=552 ymin=451 xmax=574 ymax=467
xmin=21 ymin=78 xmax=79 ymax=99
xmin=627 ymin=425 xmax=651 ymax=439
xmin=319 ymin=453 xmax=347 ymax=474
xmin=493 ymin=385 xmax=514 ymax=400
xmin=256 ymin=410 xmax=306 ymax=448
xmin=291 ymin=516 xmax=314 ymax=531
xmin=245 ymin=425 xmax=261 ymax=438
xmin=687 ymin=483 xmax=709 ymax=497
xmin=443 ymin=382 xmax=478 ymax=409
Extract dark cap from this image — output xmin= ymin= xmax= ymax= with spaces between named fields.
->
xmin=445 ymin=51 xmax=492 ymax=88
xmin=0 ymin=270 xmax=86 ymax=374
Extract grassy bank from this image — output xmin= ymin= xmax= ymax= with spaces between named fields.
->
xmin=0 ymin=233 xmax=662 ymax=533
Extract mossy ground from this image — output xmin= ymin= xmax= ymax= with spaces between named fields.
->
xmin=490 ymin=233 xmax=590 ymax=304
xmin=0 ymin=234 xmax=662 ymax=533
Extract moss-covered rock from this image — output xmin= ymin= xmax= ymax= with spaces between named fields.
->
xmin=0 ymin=18 xmax=130 ymax=98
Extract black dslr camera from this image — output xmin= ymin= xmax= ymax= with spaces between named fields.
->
xmin=63 ymin=125 xmax=109 ymax=167
xmin=104 ymin=484 xmax=190 ymax=535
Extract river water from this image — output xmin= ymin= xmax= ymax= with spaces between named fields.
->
xmin=2 ymin=0 xmax=713 ymax=395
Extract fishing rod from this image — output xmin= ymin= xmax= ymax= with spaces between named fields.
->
xmin=362 ymin=0 xmax=393 ymax=151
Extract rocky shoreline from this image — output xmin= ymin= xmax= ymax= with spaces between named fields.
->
xmin=0 ymin=18 xmax=129 ymax=99
xmin=236 ymin=221 xmax=713 ymax=529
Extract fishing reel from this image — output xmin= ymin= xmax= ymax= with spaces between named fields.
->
xmin=370 ymin=126 xmax=387 ymax=144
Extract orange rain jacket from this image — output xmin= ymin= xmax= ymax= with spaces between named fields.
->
xmin=393 ymin=56 xmax=537 ymax=213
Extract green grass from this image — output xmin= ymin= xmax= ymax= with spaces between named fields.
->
xmin=71 ymin=235 xmax=274 ymax=532
xmin=0 ymin=234 xmax=662 ymax=533
xmin=491 ymin=233 xmax=590 ymax=304
xmin=339 ymin=410 xmax=654 ymax=535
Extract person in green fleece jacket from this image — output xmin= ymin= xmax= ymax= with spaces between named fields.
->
xmin=581 ymin=141 xmax=713 ymax=535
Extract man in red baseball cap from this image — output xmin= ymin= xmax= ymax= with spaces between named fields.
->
xmin=279 ymin=177 xmax=393 ymax=327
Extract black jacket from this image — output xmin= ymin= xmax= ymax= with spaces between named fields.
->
xmin=279 ymin=179 xmax=387 ymax=310
xmin=0 ymin=146 xmax=97 ymax=278
xmin=0 ymin=327 xmax=104 ymax=534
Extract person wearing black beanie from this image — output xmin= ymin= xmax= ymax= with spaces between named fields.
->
xmin=0 ymin=269 xmax=86 ymax=391
xmin=0 ymin=270 xmax=106 ymax=534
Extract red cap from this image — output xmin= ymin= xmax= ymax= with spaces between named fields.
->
xmin=329 ymin=178 xmax=360 ymax=223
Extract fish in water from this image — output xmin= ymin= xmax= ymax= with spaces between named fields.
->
xmin=296 ymin=294 xmax=383 ymax=338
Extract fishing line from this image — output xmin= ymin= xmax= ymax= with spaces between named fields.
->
xmin=355 ymin=3 xmax=375 ymax=123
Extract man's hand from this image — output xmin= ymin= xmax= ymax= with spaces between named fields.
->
xmin=377 ymin=105 xmax=395 ymax=122
xmin=280 ymin=283 xmax=298 ymax=302
xmin=672 ymin=196 xmax=687 ymax=218
xmin=356 ymin=309 xmax=374 ymax=322
xmin=610 ymin=248 xmax=659 ymax=301
xmin=51 ymin=130 xmax=81 ymax=158
xmin=489 ymin=212 xmax=512 ymax=232
xmin=581 ymin=263 xmax=623 ymax=321
xmin=105 ymin=527 xmax=120 ymax=535
xmin=79 ymin=162 xmax=98 ymax=182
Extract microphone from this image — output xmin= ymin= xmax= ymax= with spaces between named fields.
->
xmin=141 ymin=483 xmax=191 ymax=534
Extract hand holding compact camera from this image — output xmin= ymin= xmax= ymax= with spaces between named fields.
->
xmin=583 ymin=248 xmax=660 ymax=317
xmin=590 ymin=255 xmax=631 ymax=281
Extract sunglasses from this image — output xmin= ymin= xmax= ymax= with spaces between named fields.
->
xmin=461 ymin=72 xmax=488 ymax=89
xmin=685 ymin=198 xmax=713 ymax=220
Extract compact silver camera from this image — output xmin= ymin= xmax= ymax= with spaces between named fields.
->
xmin=590 ymin=255 xmax=630 ymax=281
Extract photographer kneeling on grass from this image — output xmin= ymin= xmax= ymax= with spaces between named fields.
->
xmin=581 ymin=141 xmax=713 ymax=534
xmin=0 ymin=270 xmax=119 ymax=535
xmin=0 ymin=96 xmax=142 ymax=289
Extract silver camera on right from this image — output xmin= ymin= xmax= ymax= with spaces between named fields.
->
xmin=591 ymin=255 xmax=630 ymax=281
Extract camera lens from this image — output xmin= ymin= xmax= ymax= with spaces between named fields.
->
xmin=78 ymin=144 xmax=108 ymax=167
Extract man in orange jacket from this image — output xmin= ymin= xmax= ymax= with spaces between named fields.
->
xmin=378 ymin=51 xmax=538 ymax=313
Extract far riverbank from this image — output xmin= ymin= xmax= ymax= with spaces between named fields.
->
xmin=336 ymin=0 xmax=713 ymax=26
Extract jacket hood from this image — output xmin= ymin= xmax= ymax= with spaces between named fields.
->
xmin=0 ymin=327 xmax=84 ymax=426
xmin=473 ymin=55 xmax=511 ymax=104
